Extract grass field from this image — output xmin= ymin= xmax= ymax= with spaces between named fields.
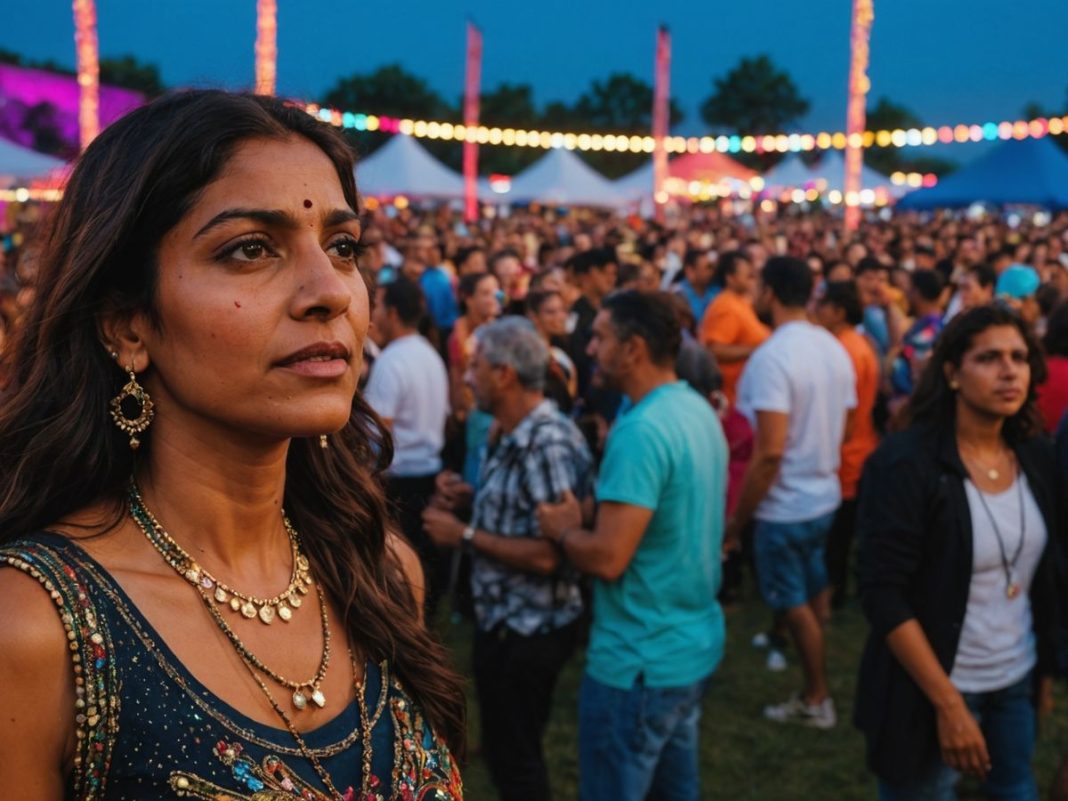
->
xmin=438 ymin=595 xmax=1068 ymax=800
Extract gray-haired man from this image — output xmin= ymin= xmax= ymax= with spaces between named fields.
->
xmin=423 ymin=317 xmax=594 ymax=801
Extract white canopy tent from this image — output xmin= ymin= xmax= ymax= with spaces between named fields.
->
xmin=761 ymin=154 xmax=818 ymax=192
xmin=809 ymin=150 xmax=905 ymax=199
xmin=0 ymin=137 xmax=66 ymax=187
xmin=612 ymin=160 xmax=655 ymax=202
xmin=502 ymin=148 xmax=626 ymax=208
xmin=354 ymin=134 xmax=469 ymax=199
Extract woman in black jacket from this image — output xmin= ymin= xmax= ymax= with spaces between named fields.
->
xmin=855 ymin=304 xmax=1063 ymax=801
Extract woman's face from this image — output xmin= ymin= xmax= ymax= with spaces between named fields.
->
xmin=470 ymin=275 xmax=502 ymax=322
xmin=532 ymin=294 xmax=567 ymax=338
xmin=128 ymin=135 xmax=368 ymax=444
xmin=947 ymin=325 xmax=1031 ymax=421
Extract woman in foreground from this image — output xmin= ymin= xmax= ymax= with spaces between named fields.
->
xmin=855 ymin=304 xmax=1062 ymax=801
xmin=0 ymin=90 xmax=464 ymax=800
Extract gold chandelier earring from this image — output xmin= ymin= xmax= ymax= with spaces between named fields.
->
xmin=110 ymin=364 xmax=155 ymax=450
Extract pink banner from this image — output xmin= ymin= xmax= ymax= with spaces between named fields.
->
xmin=72 ymin=0 xmax=100 ymax=150
xmin=255 ymin=0 xmax=278 ymax=95
xmin=844 ymin=0 xmax=874 ymax=231
xmin=652 ymin=26 xmax=671 ymax=222
xmin=463 ymin=21 xmax=482 ymax=223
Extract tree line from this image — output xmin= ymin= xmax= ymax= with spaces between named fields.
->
xmin=6 ymin=48 xmax=1065 ymax=178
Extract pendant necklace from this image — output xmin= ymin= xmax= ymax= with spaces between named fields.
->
xmin=128 ymin=483 xmax=331 ymax=710
xmin=968 ymin=466 xmax=1027 ymax=599
xmin=129 ymin=482 xmax=312 ymax=624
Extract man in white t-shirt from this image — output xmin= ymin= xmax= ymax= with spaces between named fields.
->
xmin=730 ymin=257 xmax=856 ymax=729
xmin=365 ymin=277 xmax=450 ymax=608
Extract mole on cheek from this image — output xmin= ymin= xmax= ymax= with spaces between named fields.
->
xmin=303 ymin=199 xmax=313 ymax=209
xmin=234 ymin=301 xmax=242 ymax=308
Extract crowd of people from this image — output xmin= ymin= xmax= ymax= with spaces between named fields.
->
xmin=0 ymin=89 xmax=1067 ymax=801
xmin=347 ymin=200 xmax=1068 ymax=800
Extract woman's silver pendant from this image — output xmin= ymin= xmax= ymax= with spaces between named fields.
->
xmin=1006 ymin=582 xmax=1021 ymax=599
xmin=987 ymin=468 xmax=999 ymax=481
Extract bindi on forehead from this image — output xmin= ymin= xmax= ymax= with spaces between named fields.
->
xmin=303 ymin=199 xmax=313 ymax=209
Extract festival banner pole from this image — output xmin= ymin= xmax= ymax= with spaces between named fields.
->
xmin=463 ymin=21 xmax=483 ymax=225
xmin=72 ymin=0 xmax=100 ymax=150
xmin=652 ymin=25 xmax=671 ymax=223
xmin=255 ymin=0 xmax=278 ymax=95
xmin=844 ymin=0 xmax=874 ymax=232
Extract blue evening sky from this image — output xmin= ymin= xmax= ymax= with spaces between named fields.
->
xmin=4 ymin=0 xmax=1067 ymax=154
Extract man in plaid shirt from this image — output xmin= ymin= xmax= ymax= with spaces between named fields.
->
xmin=424 ymin=316 xmax=593 ymax=801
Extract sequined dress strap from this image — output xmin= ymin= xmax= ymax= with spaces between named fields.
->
xmin=0 ymin=537 xmax=120 ymax=801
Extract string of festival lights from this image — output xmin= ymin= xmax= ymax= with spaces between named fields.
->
xmin=302 ymin=102 xmax=1068 ymax=156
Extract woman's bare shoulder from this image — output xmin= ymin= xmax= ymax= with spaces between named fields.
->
xmin=0 ymin=566 xmax=75 ymax=795
xmin=386 ymin=531 xmax=426 ymax=619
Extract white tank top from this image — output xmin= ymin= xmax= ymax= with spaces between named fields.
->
xmin=949 ymin=474 xmax=1047 ymax=693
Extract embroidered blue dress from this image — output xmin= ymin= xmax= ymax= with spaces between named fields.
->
xmin=0 ymin=533 xmax=463 ymax=801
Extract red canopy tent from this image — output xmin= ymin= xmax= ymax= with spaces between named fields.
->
xmin=667 ymin=151 xmax=757 ymax=183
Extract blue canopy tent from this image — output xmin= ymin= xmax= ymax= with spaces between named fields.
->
xmin=898 ymin=137 xmax=1068 ymax=209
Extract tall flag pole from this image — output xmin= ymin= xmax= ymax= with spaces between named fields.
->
xmin=72 ymin=0 xmax=100 ymax=150
xmin=255 ymin=0 xmax=278 ymax=95
xmin=652 ymin=25 xmax=671 ymax=223
xmin=844 ymin=0 xmax=874 ymax=232
xmin=463 ymin=21 xmax=483 ymax=224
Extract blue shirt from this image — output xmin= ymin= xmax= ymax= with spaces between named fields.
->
xmin=862 ymin=305 xmax=890 ymax=359
xmin=674 ymin=279 xmax=720 ymax=324
xmin=420 ymin=266 xmax=460 ymax=329
xmin=588 ymin=381 xmax=728 ymax=689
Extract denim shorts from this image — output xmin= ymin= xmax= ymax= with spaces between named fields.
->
xmin=753 ymin=511 xmax=835 ymax=611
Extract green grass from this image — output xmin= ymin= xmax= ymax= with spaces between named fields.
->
xmin=437 ymin=596 xmax=1068 ymax=800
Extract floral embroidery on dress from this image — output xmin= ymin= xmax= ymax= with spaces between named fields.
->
xmin=390 ymin=686 xmax=463 ymax=801
xmin=166 ymin=679 xmax=463 ymax=801
xmin=170 ymin=740 xmax=355 ymax=800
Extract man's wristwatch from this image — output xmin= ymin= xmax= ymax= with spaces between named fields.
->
xmin=461 ymin=524 xmax=476 ymax=545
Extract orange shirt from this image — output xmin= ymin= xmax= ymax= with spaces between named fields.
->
xmin=837 ymin=327 xmax=880 ymax=499
xmin=699 ymin=290 xmax=770 ymax=405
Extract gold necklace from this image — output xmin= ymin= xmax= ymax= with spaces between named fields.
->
xmin=129 ymin=487 xmax=331 ymax=711
xmin=960 ymin=443 xmax=1012 ymax=482
xmin=197 ymin=578 xmax=332 ymax=711
xmin=129 ymin=482 xmax=312 ymax=624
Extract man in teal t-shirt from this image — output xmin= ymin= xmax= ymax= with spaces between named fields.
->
xmin=539 ymin=290 xmax=728 ymax=801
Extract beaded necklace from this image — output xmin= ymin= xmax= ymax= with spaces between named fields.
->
xmin=128 ymin=487 xmax=330 ymax=711
xmin=128 ymin=482 xmax=312 ymax=625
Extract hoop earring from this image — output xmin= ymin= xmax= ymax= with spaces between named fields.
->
xmin=319 ymin=434 xmax=329 ymax=450
xmin=110 ymin=365 xmax=155 ymax=450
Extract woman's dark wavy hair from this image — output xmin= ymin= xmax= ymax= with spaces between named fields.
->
xmin=0 ymin=90 xmax=465 ymax=757
xmin=904 ymin=303 xmax=1047 ymax=442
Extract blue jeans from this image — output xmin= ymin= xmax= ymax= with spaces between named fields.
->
xmin=578 ymin=672 xmax=709 ymax=801
xmin=753 ymin=512 xmax=835 ymax=611
xmin=878 ymin=674 xmax=1038 ymax=801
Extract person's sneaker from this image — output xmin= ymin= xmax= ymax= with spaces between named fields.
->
xmin=763 ymin=695 xmax=836 ymax=729
xmin=766 ymin=648 xmax=787 ymax=671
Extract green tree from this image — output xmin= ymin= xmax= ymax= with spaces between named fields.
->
xmin=572 ymin=72 xmax=683 ymax=132
xmin=100 ymin=55 xmax=165 ymax=98
xmin=23 ymin=101 xmax=73 ymax=158
xmin=478 ymin=82 xmax=542 ymax=175
xmin=864 ymin=96 xmax=955 ymax=176
xmin=554 ymin=73 xmax=683 ymax=179
xmin=323 ymin=63 xmax=458 ymax=160
xmin=864 ymin=96 xmax=921 ymax=175
xmin=700 ymin=55 xmax=808 ymax=168
xmin=700 ymin=55 xmax=809 ymax=134
xmin=1021 ymin=93 xmax=1068 ymax=155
